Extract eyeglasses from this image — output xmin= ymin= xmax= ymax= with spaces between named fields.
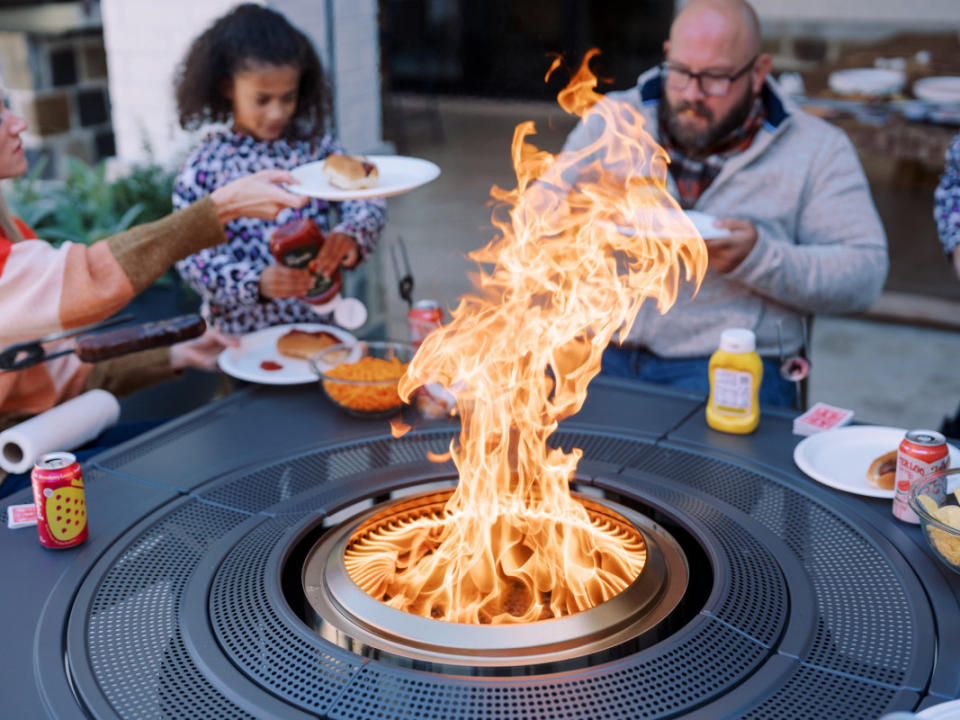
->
xmin=660 ymin=55 xmax=758 ymax=97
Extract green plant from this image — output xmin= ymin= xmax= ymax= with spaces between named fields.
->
xmin=111 ymin=163 xmax=175 ymax=227
xmin=4 ymin=156 xmax=58 ymax=230
xmin=4 ymin=156 xmax=174 ymax=247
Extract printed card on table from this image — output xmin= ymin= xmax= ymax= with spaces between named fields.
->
xmin=7 ymin=503 xmax=37 ymax=529
xmin=793 ymin=402 xmax=854 ymax=436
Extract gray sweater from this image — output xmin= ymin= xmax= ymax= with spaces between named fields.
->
xmin=561 ymin=69 xmax=889 ymax=358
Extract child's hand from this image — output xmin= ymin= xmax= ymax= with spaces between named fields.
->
xmin=260 ymin=264 xmax=313 ymax=299
xmin=211 ymin=170 xmax=308 ymax=224
xmin=315 ymin=232 xmax=359 ymax=276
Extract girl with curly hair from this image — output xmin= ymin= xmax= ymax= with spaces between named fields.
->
xmin=173 ymin=4 xmax=386 ymax=333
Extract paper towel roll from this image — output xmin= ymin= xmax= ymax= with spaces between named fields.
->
xmin=0 ymin=390 xmax=121 ymax=474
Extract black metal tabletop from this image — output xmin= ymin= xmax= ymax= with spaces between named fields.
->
xmin=1 ymin=378 xmax=957 ymax=719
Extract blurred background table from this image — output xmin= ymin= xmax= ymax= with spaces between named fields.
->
xmin=793 ymin=32 xmax=960 ymax=317
xmin=799 ymin=32 xmax=960 ymax=172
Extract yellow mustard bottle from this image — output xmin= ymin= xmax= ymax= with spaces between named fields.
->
xmin=706 ymin=328 xmax=763 ymax=434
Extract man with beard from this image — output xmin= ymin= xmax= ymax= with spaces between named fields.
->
xmin=561 ymin=0 xmax=888 ymax=407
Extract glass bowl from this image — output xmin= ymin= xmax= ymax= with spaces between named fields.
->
xmin=309 ymin=341 xmax=414 ymax=419
xmin=908 ymin=467 xmax=960 ymax=575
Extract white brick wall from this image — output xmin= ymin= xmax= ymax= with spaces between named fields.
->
xmin=101 ymin=0 xmax=382 ymax=167
xmin=329 ymin=0 xmax=382 ymax=154
xmin=101 ymin=0 xmax=240 ymax=165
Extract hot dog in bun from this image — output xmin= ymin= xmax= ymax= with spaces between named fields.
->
xmin=276 ymin=329 xmax=341 ymax=360
xmin=866 ymin=450 xmax=898 ymax=491
xmin=322 ymin=154 xmax=379 ymax=190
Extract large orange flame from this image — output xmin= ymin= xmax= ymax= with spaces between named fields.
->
xmin=354 ymin=51 xmax=707 ymax=624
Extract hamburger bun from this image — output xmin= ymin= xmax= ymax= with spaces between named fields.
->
xmin=322 ymin=154 xmax=379 ymax=190
xmin=866 ymin=450 xmax=898 ymax=491
xmin=277 ymin=329 xmax=341 ymax=359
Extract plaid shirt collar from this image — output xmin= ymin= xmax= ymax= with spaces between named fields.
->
xmin=661 ymin=97 xmax=767 ymax=210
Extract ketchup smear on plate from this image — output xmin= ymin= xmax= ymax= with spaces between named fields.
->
xmin=260 ymin=360 xmax=284 ymax=371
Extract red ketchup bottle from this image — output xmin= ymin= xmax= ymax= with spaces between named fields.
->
xmin=269 ymin=218 xmax=342 ymax=306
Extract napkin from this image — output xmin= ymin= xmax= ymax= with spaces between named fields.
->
xmin=0 ymin=390 xmax=121 ymax=474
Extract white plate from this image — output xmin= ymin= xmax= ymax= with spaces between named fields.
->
xmin=913 ymin=76 xmax=960 ymax=104
xmin=217 ymin=323 xmax=356 ymax=385
xmin=828 ymin=68 xmax=905 ymax=97
xmin=686 ymin=210 xmax=731 ymax=240
xmin=288 ymin=155 xmax=441 ymax=200
xmin=917 ymin=698 xmax=960 ymax=719
xmin=793 ymin=426 xmax=960 ymax=499
xmin=607 ymin=209 xmax=731 ymax=239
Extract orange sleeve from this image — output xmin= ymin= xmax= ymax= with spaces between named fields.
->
xmin=0 ymin=198 xmax=224 ymax=343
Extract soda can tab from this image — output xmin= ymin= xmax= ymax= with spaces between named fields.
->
xmin=31 ymin=451 xmax=88 ymax=549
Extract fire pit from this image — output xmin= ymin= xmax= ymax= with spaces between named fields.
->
xmin=9 ymin=50 xmax=955 ymax=720
xmin=301 ymin=487 xmax=689 ymax=673
xmin=11 ymin=390 xmax=950 ymax=719
xmin=336 ymin=50 xmax=709 ymax=658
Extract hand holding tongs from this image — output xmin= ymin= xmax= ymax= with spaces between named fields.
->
xmin=390 ymin=235 xmax=415 ymax=308
xmin=0 ymin=313 xmax=135 ymax=371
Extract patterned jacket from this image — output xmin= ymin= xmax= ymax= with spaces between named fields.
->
xmin=173 ymin=130 xmax=387 ymax=333
xmin=934 ymin=133 xmax=960 ymax=257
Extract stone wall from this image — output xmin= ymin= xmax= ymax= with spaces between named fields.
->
xmin=0 ymin=28 xmax=113 ymax=178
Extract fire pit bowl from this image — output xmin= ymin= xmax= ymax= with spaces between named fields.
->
xmin=300 ymin=488 xmax=689 ymax=674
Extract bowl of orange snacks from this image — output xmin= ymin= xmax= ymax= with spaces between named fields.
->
xmin=910 ymin=467 xmax=960 ymax=575
xmin=310 ymin=340 xmax=414 ymax=418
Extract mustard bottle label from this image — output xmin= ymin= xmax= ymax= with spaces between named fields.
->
xmin=712 ymin=368 xmax=753 ymax=415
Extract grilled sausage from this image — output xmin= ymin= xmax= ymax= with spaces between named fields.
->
xmin=74 ymin=315 xmax=206 ymax=362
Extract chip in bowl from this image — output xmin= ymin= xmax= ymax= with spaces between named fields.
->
xmin=911 ymin=470 xmax=960 ymax=573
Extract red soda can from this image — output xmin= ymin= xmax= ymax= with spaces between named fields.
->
xmin=407 ymin=299 xmax=443 ymax=347
xmin=892 ymin=429 xmax=949 ymax=523
xmin=31 ymin=451 xmax=88 ymax=549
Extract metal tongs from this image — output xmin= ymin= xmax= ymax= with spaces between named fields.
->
xmin=0 ymin=313 xmax=134 ymax=371
xmin=390 ymin=235 xmax=415 ymax=308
